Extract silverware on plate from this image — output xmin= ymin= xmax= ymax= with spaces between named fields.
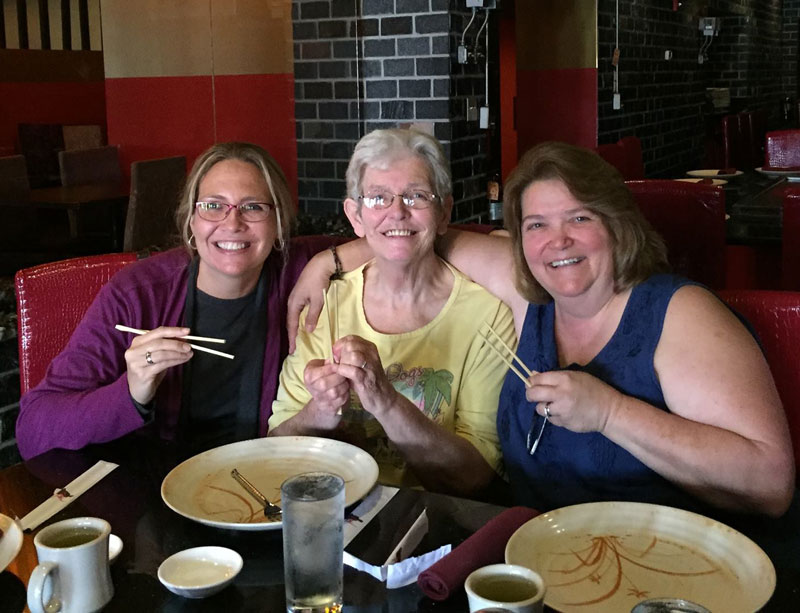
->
xmin=230 ymin=469 xmax=282 ymax=520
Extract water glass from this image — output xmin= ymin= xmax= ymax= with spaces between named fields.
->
xmin=281 ymin=472 xmax=344 ymax=613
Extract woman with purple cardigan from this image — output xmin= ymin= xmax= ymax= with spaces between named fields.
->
xmin=16 ymin=142 xmax=334 ymax=459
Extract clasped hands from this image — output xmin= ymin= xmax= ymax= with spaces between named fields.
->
xmin=303 ymin=335 xmax=396 ymax=427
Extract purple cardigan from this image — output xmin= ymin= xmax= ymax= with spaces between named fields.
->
xmin=16 ymin=237 xmax=339 ymax=459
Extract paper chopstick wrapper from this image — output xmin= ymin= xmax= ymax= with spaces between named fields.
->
xmin=19 ymin=460 xmax=118 ymax=531
xmin=343 ymin=488 xmax=451 ymax=589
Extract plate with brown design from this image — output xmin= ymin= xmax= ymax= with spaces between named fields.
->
xmin=505 ymin=502 xmax=774 ymax=613
xmin=161 ymin=436 xmax=378 ymax=531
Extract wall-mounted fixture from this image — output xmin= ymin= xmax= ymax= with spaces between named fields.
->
xmin=459 ymin=1 xmax=497 ymax=129
xmin=698 ymin=17 xmax=720 ymax=64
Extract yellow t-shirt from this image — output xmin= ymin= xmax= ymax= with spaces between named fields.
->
xmin=270 ymin=259 xmax=516 ymax=488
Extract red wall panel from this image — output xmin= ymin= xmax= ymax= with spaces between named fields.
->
xmin=105 ymin=76 xmax=215 ymax=184
xmin=0 ymin=81 xmax=107 ymax=150
xmin=516 ymin=68 xmax=598 ymax=156
xmin=105 ymin=73 xmax=297 ymax=201
xmin=213 ymin=73 xmax=298 ymax=203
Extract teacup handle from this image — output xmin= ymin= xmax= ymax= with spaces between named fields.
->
xmin=27 ymin=561 xmax=61 ymax=613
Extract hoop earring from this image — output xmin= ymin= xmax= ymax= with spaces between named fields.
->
xmin=188 ymin=234 xmax=196 ymax=250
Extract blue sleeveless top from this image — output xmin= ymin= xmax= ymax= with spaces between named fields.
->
xmin=497 ymin=274 xmax=710 ymax=513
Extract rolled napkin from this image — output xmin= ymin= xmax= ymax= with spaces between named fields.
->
xmin=417 ymin=505 xmax=539 ymax=601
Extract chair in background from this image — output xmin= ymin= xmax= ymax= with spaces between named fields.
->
xmin=764 ymin=130 xmax=800 ymax=170
xmin=617 ymin=136 xmax=645 ymax=179
xmin=15 ymin=252 xmax=139 ymax=394
xmin=58 ymin=145 xmax=123 ymax=187
xmin=124 ymin=156 xmax=187 ymax=252
xmin=0 ymin=154 xmax=30 ymax=199
xmin=717 ymin=289 xmax=800 ymax=479
xmin=18 ymin=123 xmax=64 ymax=187
xmin=625 ymin=179 xmax=727 ymax=289
xmin=782 ymin=188 xmax=800 ymax=291
xmin=595 ymin=136 xmax=645 ymax=179
xmin=721 ymin=114 xmax=747 ymax=170
xmin=746 ymin=109 xmax=767 ymax=168
xmin=62 ymin=124 xmax=104 ymax=151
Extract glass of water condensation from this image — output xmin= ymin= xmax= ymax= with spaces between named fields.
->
xmin=281 ymin=472 xmax=345 ymax=613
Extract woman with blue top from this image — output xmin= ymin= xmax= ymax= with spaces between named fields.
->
xmin=438 ymin=141 xmax=794 ymax=517
xmin=295 ymin=141 xmax=795 ymax=517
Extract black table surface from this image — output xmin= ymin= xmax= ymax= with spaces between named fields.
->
xmin=1 ymin=429 xmax=798 ymax=612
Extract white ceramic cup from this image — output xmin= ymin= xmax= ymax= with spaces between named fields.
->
xmin=465 ymin=563 xmax=546 ymax=613
xmin=27 ymin=517 xmax=114 ymax=613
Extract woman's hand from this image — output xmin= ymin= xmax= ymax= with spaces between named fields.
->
xmin=332 ymin=335 xmax=399 ymax=417
xmin=286 ymin=251 xmax=335 ymax=353
xmin=526 ymin=370 xmax=623 ymax=434
xmin=124 ymin=327 xmax=193 ymax=405
xmin=302 ymin=359 xmax=349 ymax=429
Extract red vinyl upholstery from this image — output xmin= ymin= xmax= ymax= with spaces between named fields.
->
xmin=783 ymin=189 xmax=800 ymax=291
xmin=15 ymin=252 xmax=139 ymax=394
xmin=718 ymin=289 xmax=800 ymax=475
xmin=625 ymin=180 xmax=726 ymax=288
xmin=764 ymin=129 xmax=800 ymax=170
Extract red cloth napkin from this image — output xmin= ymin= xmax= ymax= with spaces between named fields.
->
xmin=417 ymin=506 xmax=539 ymax=601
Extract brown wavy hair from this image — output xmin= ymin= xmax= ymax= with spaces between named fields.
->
xmin=503 ymin=141 xmax=668 ymax=303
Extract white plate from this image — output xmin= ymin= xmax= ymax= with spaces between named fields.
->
xmin=161 ymin=436 xmax=379 ymax=531
xmin=0 ymin=514 xmax=23 ymax=572
xmin=505 ymin=502 xmax=775 ymax=613
xmin=675 ymin=178 xmax=728 ymax=186
xmin=158 ymin=546 xmax=242 ymax=599
xmin=755 ymin=166 xmax=800 ymax=177
xmin=687 ymin=169 xmax=744 ymax=179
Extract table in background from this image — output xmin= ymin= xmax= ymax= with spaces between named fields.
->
xmin=1 ymin=429 xmax=797 ymax=612
xmin=0 ymin=182 xmax=128 ymax=251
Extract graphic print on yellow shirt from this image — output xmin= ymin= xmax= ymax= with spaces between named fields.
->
xmin=342 ymin=362 xmax=454 ymax=471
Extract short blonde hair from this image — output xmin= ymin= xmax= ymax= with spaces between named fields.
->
xmin=176 ymin=142 xmax=294 ymax=253
xmin=504 ymin=141 xmax=669 ymax=303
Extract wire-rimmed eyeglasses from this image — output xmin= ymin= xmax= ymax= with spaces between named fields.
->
xmin=358 ymin=190 xmax=439 ymax=210
xmin=195 ymin=201 xmax=274 ymax=222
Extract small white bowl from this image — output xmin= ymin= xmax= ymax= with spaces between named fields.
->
xmin=108 ymin=534 xmax=123 ymax=563
xmin=157 ymin=546 xmax=242 ymax=599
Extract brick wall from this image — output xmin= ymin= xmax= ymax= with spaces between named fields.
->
xmin=293 ymin=0 xmax=490 ymax=222
xmin=597 ymin=0 xmax=791 ymax=177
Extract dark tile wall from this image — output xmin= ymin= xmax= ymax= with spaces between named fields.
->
xmin=292 ymin=0 xmax=490 ymax=222
xmin=597 ymin=0 xmax=794 ymax=177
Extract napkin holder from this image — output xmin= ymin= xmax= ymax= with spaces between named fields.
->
xmin=344 ymin=489 xmax=450 ymax=588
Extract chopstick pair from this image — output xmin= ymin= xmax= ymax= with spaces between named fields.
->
xmin=478 ymin=325 xmax=535 ymax=388
xmin=479 ymin=325 xmax=549 ymax=455
xmin=114 ymin=324 xmax=234 ymax=360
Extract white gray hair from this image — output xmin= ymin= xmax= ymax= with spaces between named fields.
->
xmin=344 ymin=128 xmax=452 ymax=208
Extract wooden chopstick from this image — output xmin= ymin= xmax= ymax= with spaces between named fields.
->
xmin=484 ymin=325 xmax=533 ymax=376
xmin=478 ymin=330 xmax=531 ymax=388
xmin=322 ymin=289 xmax=335 ymax=361
xmin=114 ymin=324 xmax=226 ymax=344
xmin=114 ymin=324 xmax=234 ymax=360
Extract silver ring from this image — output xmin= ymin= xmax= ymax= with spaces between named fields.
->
xmin=145 ymin=351 xmax=155 ymax=366
xmin=544 ymin=402 xmax=552 ymax=419
xmin=360 ymin=360 xmax=368 ymax=369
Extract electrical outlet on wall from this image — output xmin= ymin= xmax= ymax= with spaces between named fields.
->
xmin=613 ymin=93 xmax=622 ymax=110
